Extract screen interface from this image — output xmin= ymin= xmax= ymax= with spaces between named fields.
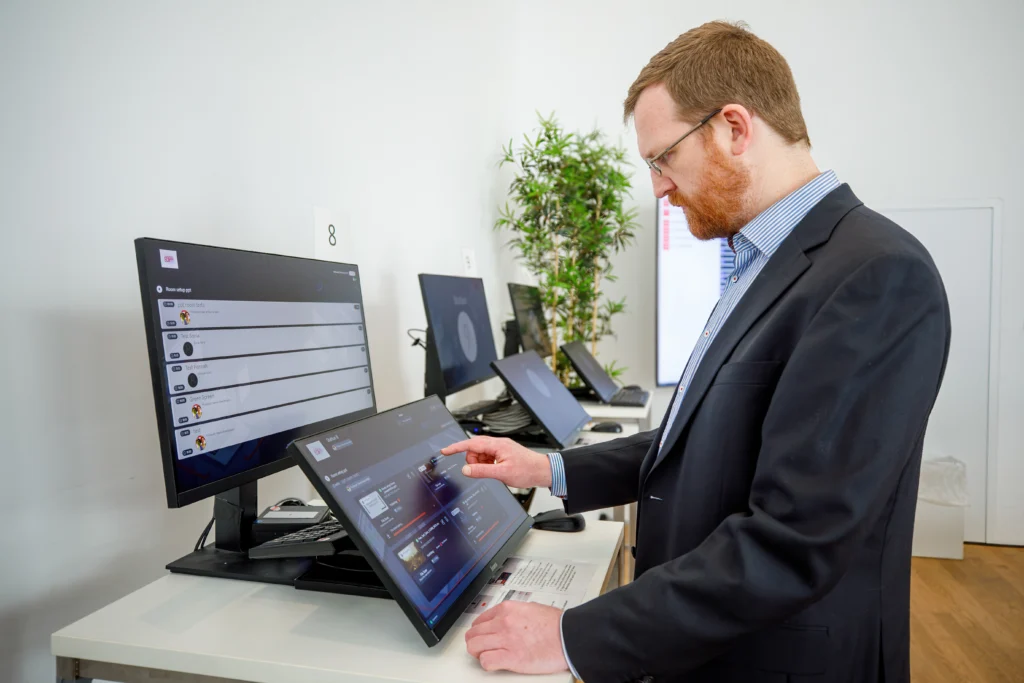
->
xmin=293 ymin=396 xmax=529 ymax=629
xmin=491 ymin=351 xmax=590 ymax=447
xmin=136 ymin=239 xmax=376 ymax=499
xmin=508 ymin=283 xmax=552 ymax=358
xmin=562 ymin=341 xmax=618 ymax=402
xmin=419 ymin=274 xmax=498 ymax=393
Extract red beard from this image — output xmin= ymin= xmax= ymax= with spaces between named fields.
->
xmin=668 ymin=140 xmax=752 ymax=241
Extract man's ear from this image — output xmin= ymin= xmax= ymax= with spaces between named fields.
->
xmin=719 ymin=104 xmax=754 ymax=156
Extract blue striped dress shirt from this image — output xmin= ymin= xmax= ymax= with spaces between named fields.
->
xmin=550 ymin=170 xmax=839 ymax=679
xmin=549 ymin=169 xmax=840 ymax=494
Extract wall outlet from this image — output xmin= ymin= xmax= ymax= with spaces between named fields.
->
xmin=462 ymin=248 xmax=478 ymax=276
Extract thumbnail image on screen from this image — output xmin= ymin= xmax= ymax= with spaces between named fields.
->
xmin=293 ymin=396 xmax=529 ymax=632
xmin=135 ymin=239 xmax=377 ymax=504
xmin=419 ymin=274 xmax=498 ymax=393
xmin=508 ymin=283 xmax=552 ymax=358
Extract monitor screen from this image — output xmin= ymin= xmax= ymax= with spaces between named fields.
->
xmin=507 ymin=283 xmax=552 ymax=358
xmin=135 ymin=238 xmax=377 ymax=507
xmin=419 ymin=274 xmax=498 ymax=394
xmin=290 ymin=396 xmax=531 ymax=646
xmin=490 ymin=351 xmax=591 ymax=448
xmin=561 ymin=340 xmax=619 ymax=403
xmin=656 ymin=196 xmax=731 ymax=385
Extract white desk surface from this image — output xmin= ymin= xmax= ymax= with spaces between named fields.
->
xmin=580 ymin=396 xmax=652 ymax=422
xmin=578 ymin=422 xmax=640 ymax=443
xmin=52 ymin=521 xmax=624 ymax=683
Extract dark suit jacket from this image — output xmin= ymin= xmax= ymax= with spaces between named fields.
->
xmin=560 ymin=185 xmax=950 ymax=683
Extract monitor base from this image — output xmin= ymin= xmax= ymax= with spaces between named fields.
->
xmin=167 ymin=547 xmax=312 ymax=585
xmin=294 ymin=550 xmax=393 ymax=599
xmin=568 ymin=386 xmax=598 ymax=400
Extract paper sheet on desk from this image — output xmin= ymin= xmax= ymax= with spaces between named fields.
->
xmin=464 ymin=557 xmax=597 ymax=615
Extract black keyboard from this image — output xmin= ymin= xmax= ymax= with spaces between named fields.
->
xmin=610 ymin=388 xmax=650 ymax=407
xmin=248 ymin=519 xmax=350 ymax=560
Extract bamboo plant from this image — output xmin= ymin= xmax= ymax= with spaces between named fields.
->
xmin=496 ymin=113 xmax=639 ymax=385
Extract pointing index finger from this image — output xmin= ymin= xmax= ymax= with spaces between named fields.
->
xmin=441 ymin=437 xmax=495 ymax=456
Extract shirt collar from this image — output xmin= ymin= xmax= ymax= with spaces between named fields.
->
xmin=734 ymin=170 xmax=840 ymax=257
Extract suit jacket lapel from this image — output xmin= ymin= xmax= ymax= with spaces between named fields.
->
xmin=646 ymin=184 xmax=864 ymax=477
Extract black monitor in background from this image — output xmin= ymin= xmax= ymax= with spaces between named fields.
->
xmin=560 ymin=340 xmax=620 ymax=403
xmin=490 ymin=351 xmax=591 ymax=449
xmin=418 ymin=274 xmax=498 ymax=400
xmin=507 ymin=283 xmax=552 ymax=358
xmin=290 ymin=395 xmax=532 ymax=646
xmin=134 ymin=238 xmax=377 ymax=583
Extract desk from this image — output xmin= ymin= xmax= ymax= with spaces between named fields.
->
xmin=579 ymin=394 xmax=654 ymax=431
xmin=576 ymin=403 xmax=653 ymax=584
xmin=526 ymin=427 xmax=640 ymax=586
xmin=53 ymin=521 xmax=623 ymax=683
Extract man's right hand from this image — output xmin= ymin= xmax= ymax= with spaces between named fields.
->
xmin=440 ymin=436 xmax=553 ymax=489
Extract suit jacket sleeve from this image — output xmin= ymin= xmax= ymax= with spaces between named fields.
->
xmin=561 ymin=254 xmax=950 ymax=682
xmin=560 ymin=430 xmax=656 ymax=513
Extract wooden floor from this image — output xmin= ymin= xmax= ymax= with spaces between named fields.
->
xmin=911 ymin=544 xmax=1024 ymax=682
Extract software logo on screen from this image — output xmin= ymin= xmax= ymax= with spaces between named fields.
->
xmin=159 ymin=249 xmax=179 ymax=269
xmin=457 ymin=311 xmax=478 ymax=362
xmin=526 ymin=368 xmax=552 ymax=398
xmin=307 ymin=440 xmax=330 ymax=462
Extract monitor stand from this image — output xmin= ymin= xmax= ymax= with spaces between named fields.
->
xmin=502 ymin=319 xmax=522 ymax=358
xmin=294 ymin=549 xmax=391 ymax=599
xmin=568 ymin=386 xmax=598 ymax=401
xmin=166 ymin=483 xmax=391 ymax=598
xmin=423 ymin=326 xmax=448 ymax=402
xmin=167 ymin=482 xmax=312 ymax=585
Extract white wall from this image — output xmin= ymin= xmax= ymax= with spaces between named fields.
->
xmin=0 ymin=2 xmax=516 ymax=680
xmin=0 ymin=1 xmax=1021 ymax=681
xmin=496 ymin=0 xmax=1024 ymax=545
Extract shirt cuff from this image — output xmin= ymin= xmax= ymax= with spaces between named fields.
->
xmin=560 ymin=610 xmax=581 ymax=679
xmin=548 ymin=452 xmax=567 ymax=498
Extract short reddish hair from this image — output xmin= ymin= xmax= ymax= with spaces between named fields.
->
xmin=624 ymin=21 xmax=810 ymax=146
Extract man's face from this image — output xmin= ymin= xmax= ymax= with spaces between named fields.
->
xmin=634 ymin=84 xmax=751 ymax=240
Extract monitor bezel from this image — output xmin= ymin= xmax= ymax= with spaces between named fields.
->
xmin=506 ymin=282 xmax=553 ymax=359
xmin=418 ymin=273 xmax=498 ymax=395
xmin=560 ymin=340 xmax=618 ymax=404
xmin=490 ymin=351 xmax=591 ymax=449
xmin=288 ymin=395 xmax=533 ymax=647
xmin=134 ymin=237 xmax=378 ymax=508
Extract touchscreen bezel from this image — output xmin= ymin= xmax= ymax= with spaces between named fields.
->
xmin=288 ymin=395 xmax=533 ymax=646
xmin=561 ymin=340 xmax=618 ymax=403
xmin=491 ymin=351 xmax=591 ymax=449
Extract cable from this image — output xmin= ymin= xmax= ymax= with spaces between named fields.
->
xmin=407 ymin=328 xmax=427 ymax=349
xmin=195 ymin=516 xmax=215 ymax=552
xmin=481 ymin=403 xmax=536 ymax=434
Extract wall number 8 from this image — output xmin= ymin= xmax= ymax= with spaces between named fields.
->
xmin=328 ymin=223 xmax=337 ymax=246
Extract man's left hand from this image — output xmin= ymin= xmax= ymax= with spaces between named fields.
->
xmin=465 ymin=601 xmax=569 ymax=674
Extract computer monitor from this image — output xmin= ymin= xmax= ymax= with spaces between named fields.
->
xmin=135 ymin=238 xmax=377 ymax=581
xmin=560 ymin=340 xmax=620 ymax=403
xmin=490 ymin=351 xmax=591 ymax=448
xmin=290 ymin=395 xmax=532 ymax=646
xmin=418 ymin=274 xmax=498 ymax=399
xmin=507 ymin=283 xmax=552 ymax=358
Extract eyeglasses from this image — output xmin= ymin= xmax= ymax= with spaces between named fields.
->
xmin=644 ymin=108 xmax=722 ymax=176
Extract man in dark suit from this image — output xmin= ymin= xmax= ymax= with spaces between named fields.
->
xmin=442 ymin=21 xmax=949 ymax=682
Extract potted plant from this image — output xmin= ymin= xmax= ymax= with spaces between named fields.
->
xmin=496 ymin=113 xmax=639 ymax=385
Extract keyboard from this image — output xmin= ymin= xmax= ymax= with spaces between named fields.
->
xmin=610 ymin=388 xmax=650 ymax=407
xmin=248 ymin=519 xmax=350 ymax=560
